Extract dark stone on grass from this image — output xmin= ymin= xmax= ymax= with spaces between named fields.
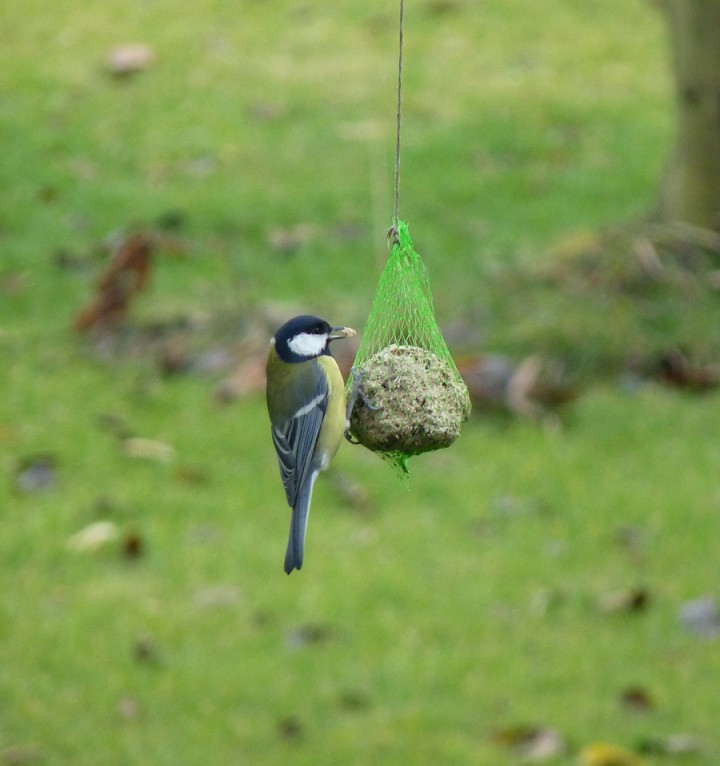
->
xmin=679 ymin=595 xmax=720 ymax=637
xmin=15 ymin=454 xmax=58 ymax=493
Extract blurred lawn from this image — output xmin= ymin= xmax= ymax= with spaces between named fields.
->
xmin=3 ymin=1 xmax=720 ymax=765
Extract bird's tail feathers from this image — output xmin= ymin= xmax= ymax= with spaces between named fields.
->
xmin=284 ymin=472 xmax=318 ymax=574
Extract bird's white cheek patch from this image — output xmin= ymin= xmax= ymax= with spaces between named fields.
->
xmin=288 ymin=332 xmax=327 ymax=357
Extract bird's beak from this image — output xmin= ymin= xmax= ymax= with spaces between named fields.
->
xmin=329 ymin=326 xmax=356 ymax=340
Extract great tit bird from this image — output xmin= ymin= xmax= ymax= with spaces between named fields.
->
xmin=266 ymin=315 xmax=356 ymax=574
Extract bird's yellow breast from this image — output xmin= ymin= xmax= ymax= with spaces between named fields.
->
xmin=316 ymin=355 xmax=346 ymax=463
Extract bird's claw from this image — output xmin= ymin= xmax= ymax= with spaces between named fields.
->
xmin=344 ymin=366 xmax=381 ymax=443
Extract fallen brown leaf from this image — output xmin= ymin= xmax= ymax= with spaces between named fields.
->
xmin=277 ymin=715 xmax=303 ymax=741
xmin=0 ymin=743 xmax=43 ymax=765
xmin=598 ymin=586 xmax=650 ymax=614
xmin=123 ymin=437 xmax=175 ymax=463
xmin=580 ymin=742 xmax=647 ymax=766
xmin=133 ymin=634 xmax=162 ymax=665
xmin=122 ymin=530 xmax=144 ymax=560
xmin=619 ymin=686 xmax=654 ymax=712
xmin=491 ymin=725 xmax=567 ymax=761
xmin=0 ymin=424 xmax=17 ymax=444
xmin=117 ymin=696 xmax=142 ymax=721
xmin=657 ymin=347 xmax=720 ymax=391
xmin=67 ymin=521 xmax=119 ymax=553
xmin=457 ymin=353 xmax=576 ymax=418
xmin=193 ymin=585 xmax=242 ymax=610
xmin=329 ymin=470 xmax=373 ymax=514
xmin=106 ymin=44 xmax=155 ymax=77
xmin=0 ymin=270 xmax=28 ymax=297
xmin=285 ymin=623 xmax=338 ymax=649
xmin=267 ymin=223 xmax=316 ymax=254
xmin=214 ymin=354 xmax=267 ymax=402
xmin=74 ymin=231 xmax=154 ymax=332
xmin=174 ymin=464 xmax=210 ymax=485
xmin=338 ymin=689 xmax=371 ymax=712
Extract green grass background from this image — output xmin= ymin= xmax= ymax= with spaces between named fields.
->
xmin=2 ymin=1 xmax=720 ymax=764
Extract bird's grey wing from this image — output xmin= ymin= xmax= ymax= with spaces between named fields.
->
xmin=271 ymin=376 xmax=329 ymax=508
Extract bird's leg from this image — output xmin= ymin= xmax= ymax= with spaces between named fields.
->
xmin=344 ymin=366 xmax=381 ymax=443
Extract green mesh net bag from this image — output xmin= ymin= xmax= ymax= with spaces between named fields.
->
xmin=346 ymin=220 xmax=471 ymax=472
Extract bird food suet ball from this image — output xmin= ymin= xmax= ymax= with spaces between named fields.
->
xmin=348 ymin=344 xmax=471 ymax=456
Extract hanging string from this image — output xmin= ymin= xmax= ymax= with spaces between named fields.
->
xmin=391 ymin=0 xmax=404 ymax=244
xmin=349 ymin=0 xmax=472 ymax=472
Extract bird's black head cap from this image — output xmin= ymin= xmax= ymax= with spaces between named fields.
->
xmin=273 ymin=315 xmax=334 ymax=363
